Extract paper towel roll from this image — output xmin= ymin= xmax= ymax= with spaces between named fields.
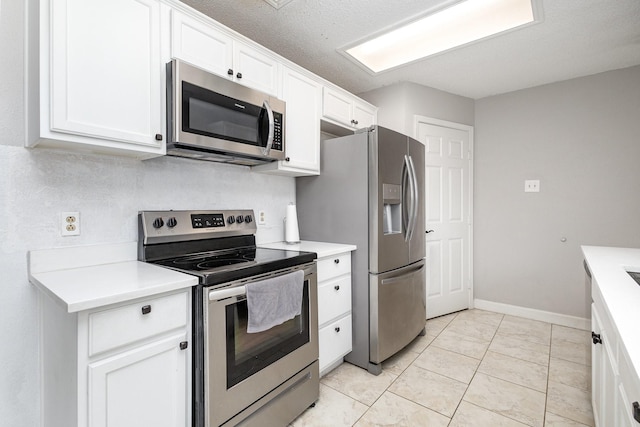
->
xmin=284 ymin=203 xmax=300 ymax=243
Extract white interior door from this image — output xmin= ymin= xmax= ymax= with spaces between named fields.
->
xmin=415 ymin=117 xmax=473 ymax=319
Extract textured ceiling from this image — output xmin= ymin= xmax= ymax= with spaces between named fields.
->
xmin=182 ymin=0 xmax=640 ymax=99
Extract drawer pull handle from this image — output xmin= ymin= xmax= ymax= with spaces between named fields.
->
xmin=633 ymin=401 xmax=640 ymax=423
xmin=334 ymin=285 xmax=340 ymax=291
xmin=180 ymin=341 xmax=188 ymax=350
xmin=334 ymin=259 xmax=340 ymax=264
xmin=141 ymin=305 xmax=151 ymax=315
xmin=591 ymin=331 xmax=602 ymax=345
xmin=335 ymin=327 xmax=340 ymax=333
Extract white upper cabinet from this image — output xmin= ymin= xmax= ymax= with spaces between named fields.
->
xmin=27 ymin=0 xmax=165 ymax=158
xmin=253 ymin=66 xmax=322 ymax=176
xmin=322 ymin=86 xmax=377 ymax=131
xmin=170 ymin=9 xmax=279 ymax=96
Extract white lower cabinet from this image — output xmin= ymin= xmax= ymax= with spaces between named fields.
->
xmin=317 ymin=251 xmax=353 ymax=376
xmin=592 ymin=282 xmax=640 ymax=427
xmin=41 ymin=288 xmax=191 ymax=427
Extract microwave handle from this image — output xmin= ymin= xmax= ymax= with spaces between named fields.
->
xmin=262 ymin=100 xmax=274 ymax=156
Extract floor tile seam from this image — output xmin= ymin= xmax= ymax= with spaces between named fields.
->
xmin=486 ymin=347 xmax=550 ymax=367
xmin=476 ymin=369 xmax=549 ymax=395
xmin=542 ymin=332 xmax=552 ymax=427
xmin=457 ymin=400 xmax=533 ymax=427
xmin=406 ymin=360 xmax=473 ymax=388
xmin=544 ymin=410 xmax=591 ymax=427
xmin=441 ymin=326 xmax=497 ymax=343
xmin=317 ymin=380 xmax=375 ymax=409
xmin=428 ymin=341 xmax=487 ymax=361
xmin=385 ymin=389 xmax=455 ymax=421
xmin=548 ymin=353 xmax=592 ymax=367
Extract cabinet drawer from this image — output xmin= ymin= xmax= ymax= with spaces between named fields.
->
xmin=318 ymin=276 xmax=351 ymax=326
xmin=319 ymin=315 xmax=352 ymax=373
xmin=317 ymin=253 xmax=351 ymax=282
xmin=88 ymin=291 xmax=189 ymax=357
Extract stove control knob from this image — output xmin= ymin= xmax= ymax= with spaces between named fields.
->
xmin=236 ymin=215 xmax=244 ymax=224
xmin=152 ymin=217 xmax=164 ymax=229
xmin=167 ymin=217 xmax=177 ymax=228
xmin=227 ymin=216 xmax=235 ymax=225
xmin=244 ymin=215 xmax=253 ymax=223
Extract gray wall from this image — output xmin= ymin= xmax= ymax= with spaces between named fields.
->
xmin=0 ymin=2 xmax=295 ymax=425
xmin=360 ymin=81 xmax=475 ymax=135
xmin=474 ymin=65 xmax=640 ymax=318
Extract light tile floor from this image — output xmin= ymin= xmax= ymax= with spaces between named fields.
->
xmin=291 ymin=309 xmax=593 ymax=427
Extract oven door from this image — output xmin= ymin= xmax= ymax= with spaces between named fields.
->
xmin=204 ymin=263 xmax=318 ymax=427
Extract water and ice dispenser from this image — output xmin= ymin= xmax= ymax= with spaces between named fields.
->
xmin=382 ymin=183 xmax=402 ymax=235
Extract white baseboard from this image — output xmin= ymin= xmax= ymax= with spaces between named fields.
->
xmin=473 ymin=299 xmax=591 ymax=331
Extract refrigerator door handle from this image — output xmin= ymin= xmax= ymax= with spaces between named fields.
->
xmin=402 ymin=155 xmax=411 ymax=241
xmin=380 ymin=261 xmax=426 ymax=286
xmin=406 ymin=155 xmax=419 ymax=242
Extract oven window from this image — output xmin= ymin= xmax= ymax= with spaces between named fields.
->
xmin=225 ymin=282 xmax=310 ymax=389
xmin=182 ymin=81 xmax=268 ymax=147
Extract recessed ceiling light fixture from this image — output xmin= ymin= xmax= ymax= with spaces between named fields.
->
xmin=341 ymin=0 xmax=543 ymax=73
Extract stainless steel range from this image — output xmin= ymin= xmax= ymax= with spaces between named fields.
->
xmin=138 ymin=210 xmax=319 ymax=427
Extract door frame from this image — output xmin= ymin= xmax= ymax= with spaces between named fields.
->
xmin=413 ymin=115 xmax=475 ymax=312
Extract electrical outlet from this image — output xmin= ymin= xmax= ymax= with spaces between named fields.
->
xmin=61 ymin=212 xmax=80 ymax=236
xmin=524 ymin=180 xmax=540 ymax=193
xmin=257 ymin=210 xmax=266 ymax=225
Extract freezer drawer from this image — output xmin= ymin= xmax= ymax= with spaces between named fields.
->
xmin=369 ymin=260 xmax=426 ymax=364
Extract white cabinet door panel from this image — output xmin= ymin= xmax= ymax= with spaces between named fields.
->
xmin=234 ymin=42 xmax=280 ymax=96
xmin=170 ymin=10 xmax=233 ymax=78
xmin=50 ymin=0 xmax=162 ymax=147
xmin=353 ymin=101 xmax=376 ymax=128
xmin=88 ymin=333 xmax=187 ymax=427
xmin=322 ymin=87 xmax=353 ymax=125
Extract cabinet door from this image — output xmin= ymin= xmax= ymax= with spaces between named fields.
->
xmin=88 ymin=334 xmax=188 ymax=427
xmin=322 ymin=87 xmax=353 ymax=126
xmin=50 ymin=0 xmax=163 ymax=148
xmin=170 ymin=9 xmax=234 ymax=78
xmin=353 ymin=100 xmax=376 ymax=129
xmin=233 ymin=42 xmax=280 ymax=96
xmin=593 ymin=301 xmax=620 ymax=427
xmin=280 ymin=67 xmax=321 ymax=173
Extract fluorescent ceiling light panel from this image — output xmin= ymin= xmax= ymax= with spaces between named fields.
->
xmin=344 ymin=0 xmax=539 ymax=73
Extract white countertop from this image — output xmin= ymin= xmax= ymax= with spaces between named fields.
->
xmin=259 ymin=240 xmax=357 ymax=259
xmin=28 ymin=242 xmax=197 ymax=313
xmin=582 ymin=245 xmax=640 ymax=378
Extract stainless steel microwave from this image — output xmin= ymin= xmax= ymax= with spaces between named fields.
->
xmin=166 ymin=59 xmax=285 ymax=165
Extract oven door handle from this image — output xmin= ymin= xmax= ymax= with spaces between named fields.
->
xmin=209 ymin=285 xmax=247 ymax=301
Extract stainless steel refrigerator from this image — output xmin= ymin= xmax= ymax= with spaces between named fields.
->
xmin=297 ymin=125 xmax=425 ymax=375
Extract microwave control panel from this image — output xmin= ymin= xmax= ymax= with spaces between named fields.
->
xmin=272 ymin=112 xmax=283 ymax=151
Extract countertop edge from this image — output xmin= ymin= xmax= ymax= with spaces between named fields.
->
xmin=259 ymin=240 xmax=357 ymax=259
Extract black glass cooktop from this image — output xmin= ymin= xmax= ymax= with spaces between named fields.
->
xmin=151 ymin=246 xmax=316 ymax=286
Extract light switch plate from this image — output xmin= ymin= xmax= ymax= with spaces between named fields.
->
xmin=524 ymin=180 xmax=540 ymax=192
